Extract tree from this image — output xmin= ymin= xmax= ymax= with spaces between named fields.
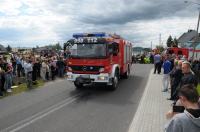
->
xmin=55 ymin=43 xmax=62 ymax=50
xmin=6 ymin=45 xmax=12 ymax=52
xmin=143 ymin=48 xmax=151 ymax=52
xmin=64 ymin=39 xmax=74 ymax=51
xmin=32 ymin=47 xmax=36 ymax=53
xmin=173 ymin=37 xmax=178 ymax=47
xmin=166 ymin=35 xmax=173 ymax=47
xmin=156 ymin=45 xmax=164 ymax=53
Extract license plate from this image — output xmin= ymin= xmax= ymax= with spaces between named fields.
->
xmin=80 ymin=75 xmax=90 ymax=78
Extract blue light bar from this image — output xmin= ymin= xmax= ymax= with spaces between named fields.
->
xmin=73 ymin=32 xmax=106 ymax=38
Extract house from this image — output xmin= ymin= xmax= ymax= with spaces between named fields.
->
xmin=132 ymin=47 xmax=144 ymax=55
xmin=12 ymin=47 xmax=32 ymax=54
xmin=178 ymin=29 xmax=200 ymax=49
xmin=0 ymin=44 xmax=7 ymax=54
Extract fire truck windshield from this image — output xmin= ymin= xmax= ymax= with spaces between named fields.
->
xmin=70 ymin=43 xmax=107 ymax=58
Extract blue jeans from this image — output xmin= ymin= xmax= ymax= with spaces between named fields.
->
xmin=58 ymin=67 xmax=64 ymax=77
xmin=4 ymin=73 xmax=12 ymax=90
xmin=26 ymin=72 xmax=32 ymax=88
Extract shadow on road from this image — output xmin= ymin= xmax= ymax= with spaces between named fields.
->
xmin=68 ymin=75 xmax=146 ymax=106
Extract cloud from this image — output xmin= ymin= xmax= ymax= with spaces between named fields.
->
xmin=0 ymin=0 xmax=22 ymax=16
xmin=75 ymin=0 xmax=197 ymax=25
xmin=0 ymin=0 xmax=199 ymax=47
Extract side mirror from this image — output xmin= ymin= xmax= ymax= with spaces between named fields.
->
xmin=112 ymin=42 xmax=119 ymax=56
xmin=108 ymin=44 xmax=113 ymax=55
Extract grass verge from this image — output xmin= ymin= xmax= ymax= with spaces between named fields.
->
xmin=0 ymin=80 xmax=45 ymax=99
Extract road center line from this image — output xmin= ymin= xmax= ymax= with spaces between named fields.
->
xmin=1 ymin=94 xmax=81 ymax=132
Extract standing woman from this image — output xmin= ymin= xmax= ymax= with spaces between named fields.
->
xmin=40 ymin=60 xmax=47 ymax=81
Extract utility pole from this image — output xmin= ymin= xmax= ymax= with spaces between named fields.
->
xmin=159 ymin=33 xmax=161 ymax=46
xmin=191 ymin=8 xmax=200 ymax=60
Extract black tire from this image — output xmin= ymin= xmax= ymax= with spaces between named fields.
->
xmin=124 ymin=66 xmax=130 ymax=79
xmin=109 ymin=71 xmax=119 ymax=91
xmin=74 ymin=82 xmax=83 ymax=89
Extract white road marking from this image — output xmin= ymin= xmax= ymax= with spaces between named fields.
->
xmin=1 ymin=94 xmax=81 ymax=132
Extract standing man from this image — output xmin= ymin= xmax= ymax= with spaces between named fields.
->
xmin=16 ymin=56 xmax=22 ymax=77
xmin=24 ymin=59 xmax=33 ymax=89
xmin=154 ymin=52 xmax=161 ymax=74
xmin=162 ymin=55 xmax=172 ymax=92
xmin=172 ymin=61 xmax=198 ymax=100
xmin=50 ymin=58 xmax=57 ymax=80
xmin=179 ymin=61 xmax=198 ymax=89
xmin=56 ymin=57 xmax=65 ymax=78
xmin=32 ymin=58 xmax=38 ymax=84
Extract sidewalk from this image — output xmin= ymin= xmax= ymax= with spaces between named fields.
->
xmin=128 ymin=70 xmax=172 ymax=132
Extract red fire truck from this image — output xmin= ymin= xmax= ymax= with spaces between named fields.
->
xmin=65 ymin=32 xmax=133 ymax=90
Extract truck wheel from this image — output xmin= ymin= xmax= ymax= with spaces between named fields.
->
xmin=124 ymin=66 xmax=130 ymax=79
xmin=74 ymin=82 xmax=83 ymax=89
xmin=109 ymin=72 xmax=119 ymax=90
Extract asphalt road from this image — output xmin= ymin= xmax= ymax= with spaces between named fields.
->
xmin=0 ymin=64 xmax=153 ymax=132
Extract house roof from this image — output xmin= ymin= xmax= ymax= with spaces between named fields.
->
xmin=0 ymin=44 xmax=6 ymax=51
xmin=190 ymin=35 xmax=200 ymax=43
xmin=132 ymin=47 xmax=144 ymax=51
xmin=35 ymin=47 xmax=53 ymax=52
xmin=178 ymin=30 xmax=197 ymax=44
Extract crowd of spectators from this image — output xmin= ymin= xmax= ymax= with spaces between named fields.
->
xmin=0 ymin=53 xmax=67 ymax=97
xmin=152 ymin=53 xmax=200 ymax=132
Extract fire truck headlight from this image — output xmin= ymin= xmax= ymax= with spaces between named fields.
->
xmin=99 ymin=68 xmax=105 ymax=72
xmin=98 ymin=76 xmax=108 ymax=80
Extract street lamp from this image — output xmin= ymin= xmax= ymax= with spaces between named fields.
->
xmin=184 ymin=0 xmax=200 ymax=61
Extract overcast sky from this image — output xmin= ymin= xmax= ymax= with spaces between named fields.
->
xmin=0 ymin=0 xmax=199 ymax=48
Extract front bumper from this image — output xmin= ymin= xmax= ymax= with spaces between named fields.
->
xmin=66 ymin=72 xmax=111 ymax=83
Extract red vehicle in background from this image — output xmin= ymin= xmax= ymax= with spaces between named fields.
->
xmin=65 ymin=32 xmax=133 ymax=90
xmin=166 ymin=47 xmax=189 ymax=59
xmin=166 ymin=47 xmax=200 ymax=60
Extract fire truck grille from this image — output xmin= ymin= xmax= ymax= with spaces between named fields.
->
xmin=71 ymin=66 xmax=103 ymax=72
